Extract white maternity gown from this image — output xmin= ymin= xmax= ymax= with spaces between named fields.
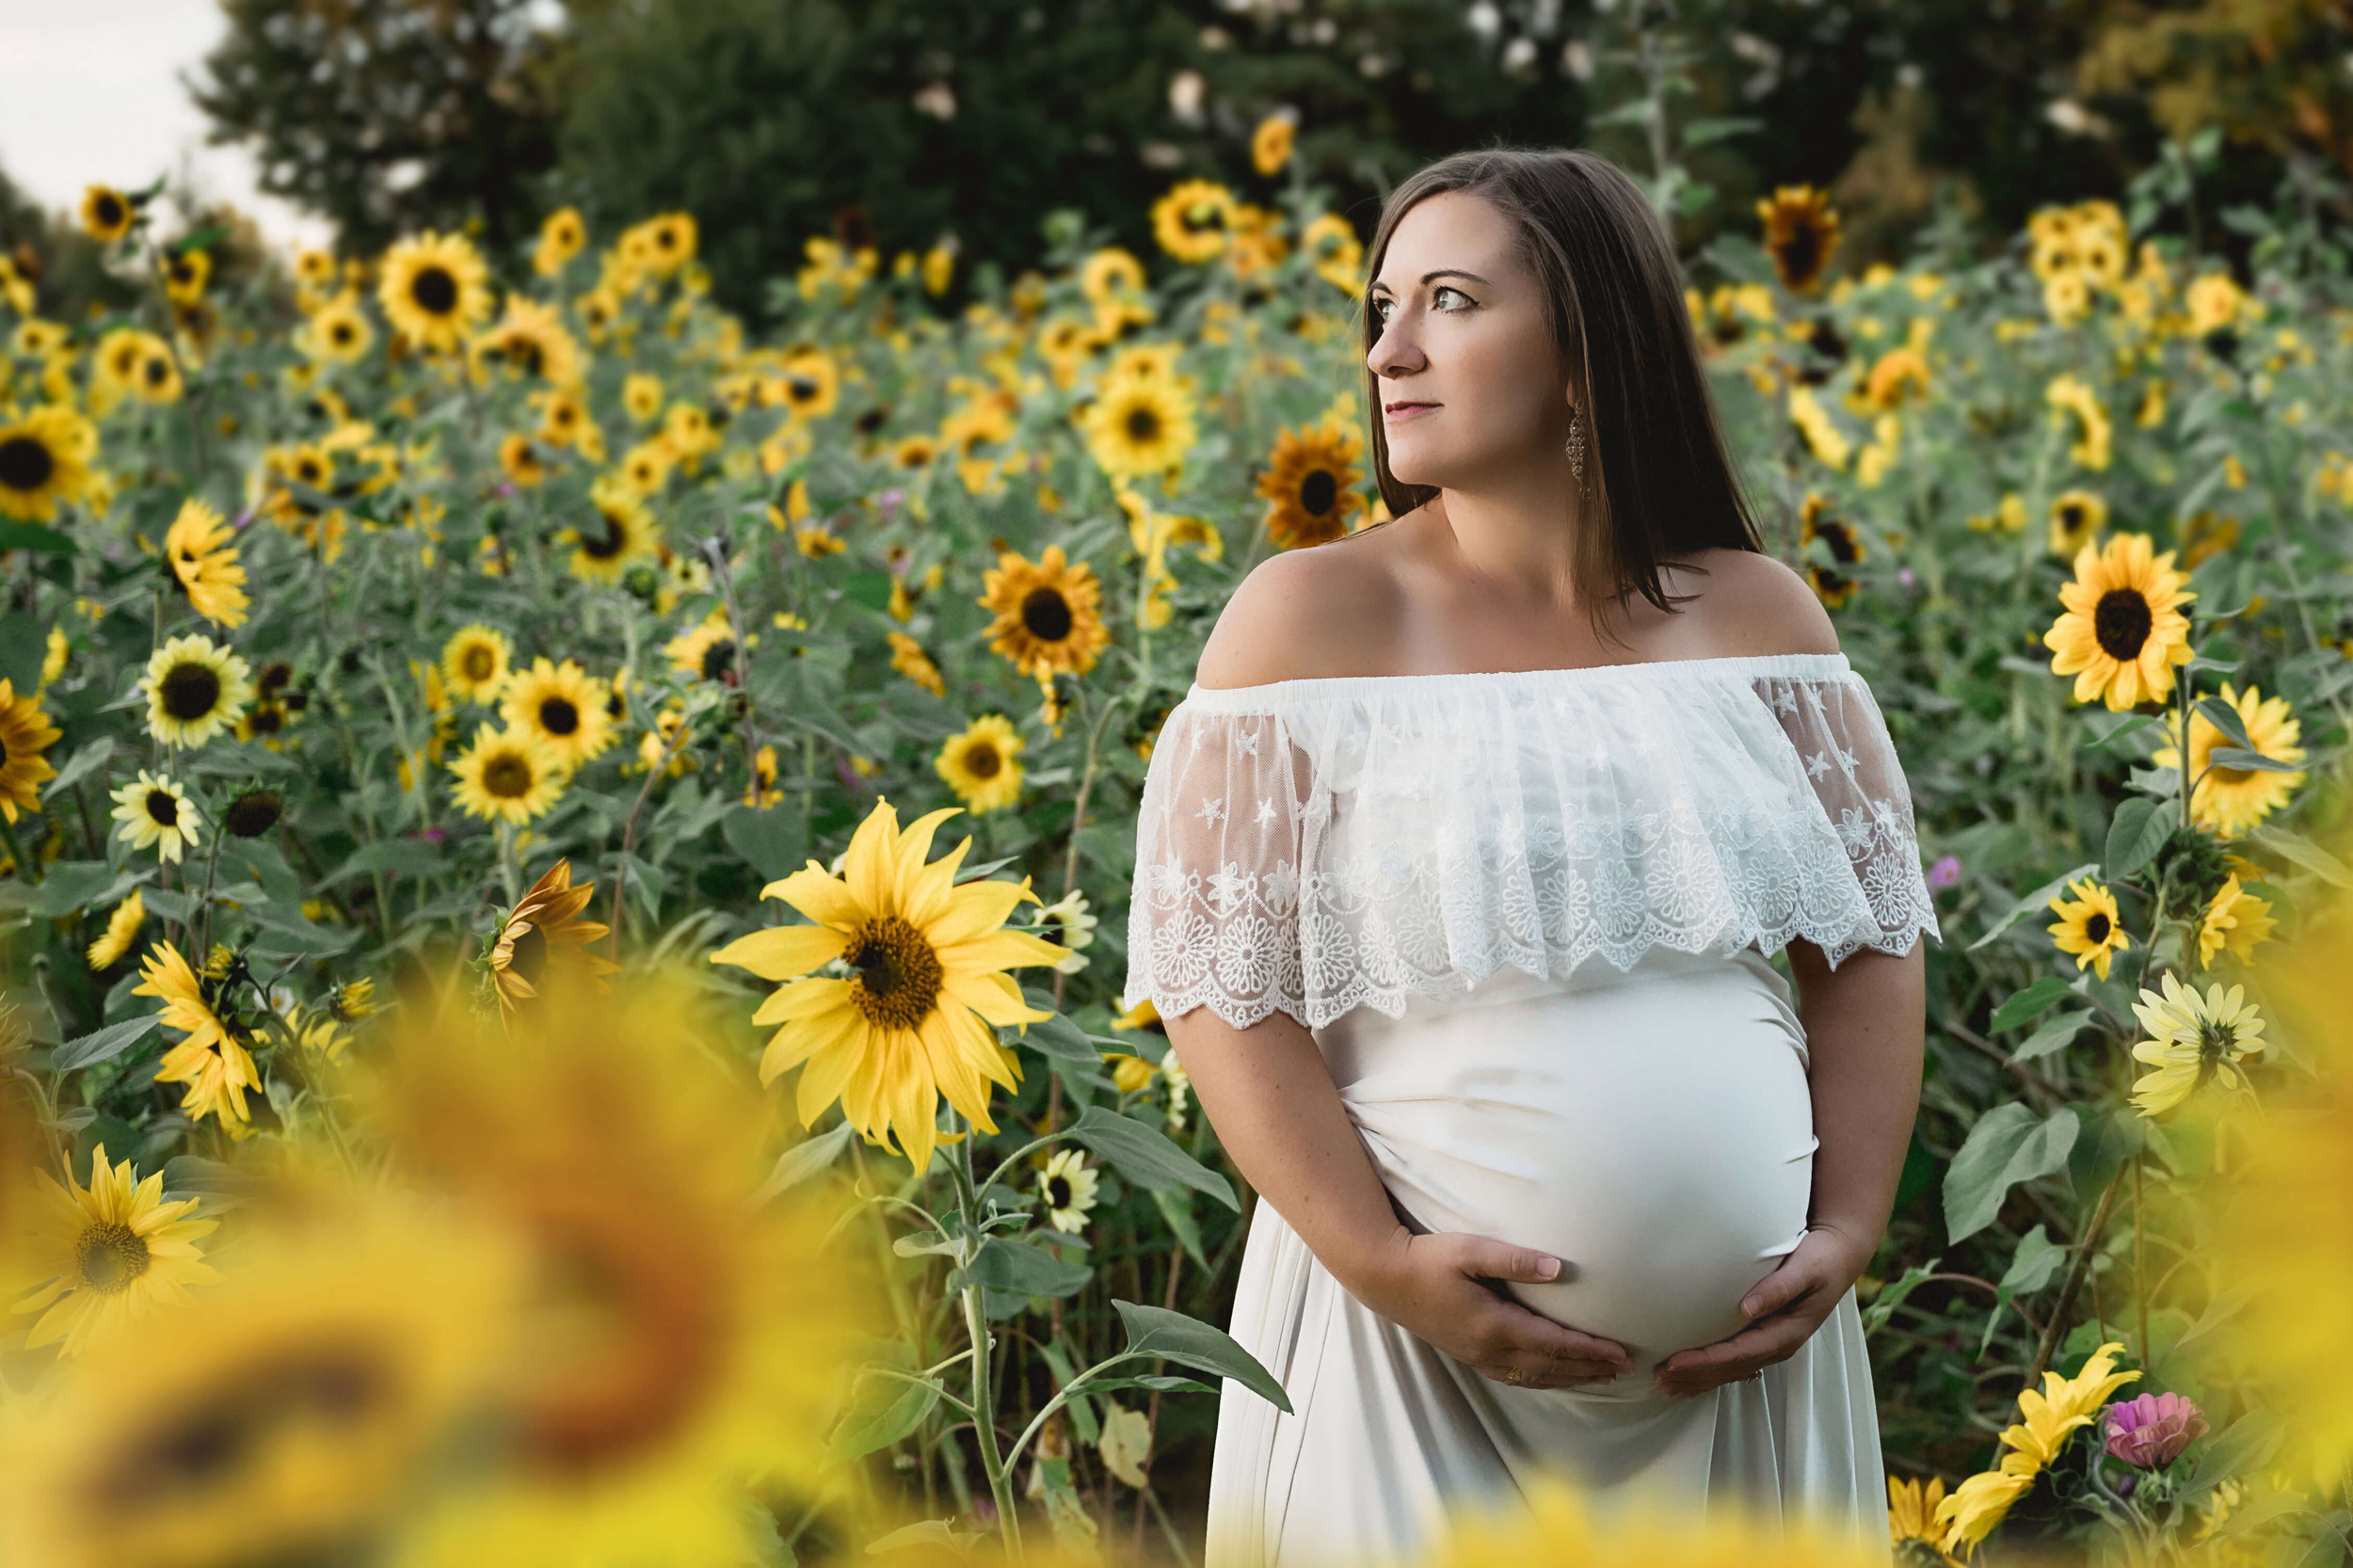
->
xmin=1120 ymin=651 xmax=1944 ymax=1568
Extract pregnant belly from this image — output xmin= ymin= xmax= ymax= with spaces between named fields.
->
xmin=1325 ymin=952 xmax=1817 ymax=1398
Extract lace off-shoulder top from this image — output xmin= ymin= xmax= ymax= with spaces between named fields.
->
xmin=1120 ymin=651 xmax=1944 ymax=1032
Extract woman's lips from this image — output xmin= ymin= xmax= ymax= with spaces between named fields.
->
xmin=1384 ymin=401 xmax=1440 ymax=424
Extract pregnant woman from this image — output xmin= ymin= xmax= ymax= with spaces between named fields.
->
xmin=1121 ymin=149 xmax=1939 ymax=1566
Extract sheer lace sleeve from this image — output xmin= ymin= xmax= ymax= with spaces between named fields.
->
xmin=1754 ymin=667 xmax=1943 ymax=967
xmin=1122 ymin=701 xmax=1315 ymax=1030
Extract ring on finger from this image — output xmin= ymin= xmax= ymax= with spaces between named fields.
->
xmin=1504 ymin=1367 xmax=1524 ymax=1385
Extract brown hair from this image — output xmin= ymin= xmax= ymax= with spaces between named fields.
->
xmin=1360 ymin=147 xmax=1764 ymax=636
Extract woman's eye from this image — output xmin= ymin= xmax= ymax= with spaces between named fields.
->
xmin=1433 ymin=286 xmax=1472 ymax=311
xmin=1370 ymin=296 xmax=1394 ymax=323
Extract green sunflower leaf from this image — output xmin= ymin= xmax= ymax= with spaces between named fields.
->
xmin=51 ymin=1014 xmax=161 ymax=1071
xmin=1988 ymin=975 xmax=2077 ymax=1034
xmin=2103 ymin=796 xmax=2171 ymax=879
xmin=1068 ymin=1104 xmax=1235 ymax=1210
xmin=1111 ymin=1300 xmax=1290 ymax=1413
xmin=2193 ymin=696 xmax=2260 ymax=754
xmin=1945 ymin=1102 xmax=2080 ymax=1244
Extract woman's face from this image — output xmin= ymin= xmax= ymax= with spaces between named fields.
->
xmin=1368 ymin=189 xmax=1571 ymax=493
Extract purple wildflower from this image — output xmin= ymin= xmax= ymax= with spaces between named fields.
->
xmin=1927 ymin=853 xmax=1961 ymax=890
xmin=2105 ymin=1391 xmax=2209 ymax=1468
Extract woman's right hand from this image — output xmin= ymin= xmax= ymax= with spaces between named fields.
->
xmin=1345 ymin=1225 xmax=1631 ymax=1390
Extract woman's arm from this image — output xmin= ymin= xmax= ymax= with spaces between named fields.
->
xmin=1652 ymin=935 xmax=1927 ymax=1397
xmin=1165 ymin=1003 xmax=1633 ymax=1391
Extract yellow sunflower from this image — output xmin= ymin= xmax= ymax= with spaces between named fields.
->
xmin=2042 ymin=533 xmax=2196 ymax=710
xmin=1151 ymin=178 xmax=1237 ymax=264
xmin=1887 ymin=1475 xmax=1961 ymax=1566
xmin=377 ymin=230 xmax=493 ymax=353
xmin=364 ymin=981 xmax=867 ymax=1568
xmin=12 ymin=1144 xmax=218 ymax=1356
xmin=498 ymin=432 xmax=550 ymax=488
xmin=2197 ymin=873 xmax=2279 ymax=968
xmin=567 ymin=478 xmax=659 ymax=584
xmin=1081 ymin=246 xmax=1146 ymax=302
xmin=0 ymin=403 xmax=97 ymax=522
xmin=448 ymin=724 xmax=566 ymax=825
xmin=441 ymin=624 xmax=513 ymax=706
xmin=0 ymin=677 xmax=60 ymax=823
xmin=137 ymin=941 xmax=263 ymax=1130
xmin=111 ymin=770 xmax=201 ymax=863
xmin=1081 ymin=373 xmax=1197 ymax=482
xmin=86 ymin=889 xmax=146 ymax=970
xmin=2046 ymin=373 xmax=2112 ymax=470
xmin=1798 ymin=492 xmax=1864 ymax=608
xmin=665 ymin=614 xmax=749 ymax=684
xmin=618 ymin=437 xmax=674 ymax=493
xmin=1934 ymin=1342 xmax=2142 ymax=1556
xmin=534 ymin=204 xmax=586 ymax=276
xmin=487 ymin=858 xmax=616 ymax=1018
xmin=2 ymin=1192 xmax=520 ymax=1568
xmin=2046 ymin=874 xmax=2132 ymax=981
xmin=890 ymin=432 xmax=940 ymax=471
xmin=936 ymin=714 xmax=1026 ymax=813
xmin=80 ymin=184 xmax=134 ymax=243
xmin=978 ymin=545 xmax=1110 ymax=679
xmin=159 ymin=247 xmax=207 ymax=305
xmin=2048 ymin=488 xmax=2106 ymax=556
xmin=2152 ymin=680 xmax=2307 ymax=839
xmin=1757 ymin=185 xmax=1842 ymax=293
xmin=1257 ymin=421 xmax=1366 ymax=549
xmin=1301 ymin=212 xmax=1364 ymax=293
xmin=500 ymin=657 xmax=616 ymax=773
xmin=774 ymin=347 xmax=840 ymax=419
xmin=1252 ymin=112 xmax=1296 ymax=176
xmin=710 ymin=798 xmax=1069 ymax=1174
xmin=888 ymin=632 xmax=947 ymax=697
xmin=164 ymin=496 xmax=249 ymax=629
xmin=623 ymin=371 xmax=665 ymax=423
xmin=2129 ymin=971 xmax=2266 ymax=1119
xmin=142 ymin=632 xmax=253 ymax=748
xmin=472 ymin=295 xmax=584 ymax=387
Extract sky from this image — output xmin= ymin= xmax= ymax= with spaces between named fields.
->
xmin=0 ymin=2 xmax=331 ymax=253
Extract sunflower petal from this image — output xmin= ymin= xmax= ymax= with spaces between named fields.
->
xmin=712 ymin=924 xmax=848 ymax=980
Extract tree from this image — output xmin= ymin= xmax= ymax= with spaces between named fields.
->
xmin=192 ymin=0 xmax=566 ymax=259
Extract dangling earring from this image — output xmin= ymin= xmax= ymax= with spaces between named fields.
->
xmin=1564 ymin=405 xmax=1586 ymax=485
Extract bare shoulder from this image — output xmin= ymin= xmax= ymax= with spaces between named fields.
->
xmin=1660 ymin=547 xmax=1841 ymax=658
xmin=1193 ymin=525 xmax=1411 ymax=689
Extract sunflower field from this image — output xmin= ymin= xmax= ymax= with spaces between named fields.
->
xmin=5 ymin=95 xmax=2353 ymax=1566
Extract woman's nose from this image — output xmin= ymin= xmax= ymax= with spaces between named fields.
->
xmin=1369 ymin=320 xmax=1423 ymax=378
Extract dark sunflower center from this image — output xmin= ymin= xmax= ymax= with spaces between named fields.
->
xmin=2092 ymin=588 xmax=2155 ymax=662
xmin=159 ymin=662 xmax=222 ymax=721
xmin=2085 ymin=912 xmax=2111 ymax=943
xmin=0 ymin=434 xmax=56 ymax=492
xmin=462 ymin=647 xmax=496 ymax=681
xmin=537 ymin=696 xmax=580 ymax=736
xmin=1046 ymin=1175 xmax=1072 ymax=1208
xmin=95 ymin=194 xmax=126 ymax=228
xmin=247 ymin=705 xmax=285 ymax=735
xmin=2059 ymin=503 xmax=2087 ymax=531
xmin=584 ymin=513 xmax=626 ymax=560
xmin=1184 ymin=202 xmax=1222 ymax=233
xmin=1779 ymin=220 xmax=1822 ymax=282
xmin=1299 ymin=468 xmax=1338 ymax=517
xmin=409 ymin=264 xmax=458 ymax=315
xmin=513 ymin=338 xmax=545 ymax=376
xmin=506 ymin=922 xmax=548 ymax=984
xmin=144 ymin=355 xmax=169 ymax=388
xmin=145 ymin=789 xmax=180 ymax=826
xmin=699 ymin=640 xmax=738 ymax=681
xmin=846 ymin=915 xmax=946 ymax=1031
xmin=483 ymin=752 xmax=535 ymax=799
xmin=963 ymin=741 xmax=1001 ymax=779
xmin=75 ymin=1221 xmax=152 ymax=1293
xmin=1021 ymin=587 xmax=1074 ymax=643
xmin=330 ymin=320 xmax=355 ymax=345
xmin=1125 ymin=406 xmax=1161 ymax=443
xmin=1822 ymin=522 xmax=1860 ymax=564
xmin=225 ymin=790 xmax=283 ymax=838
xmin=788 ymin=376 xmax=819 ymax=405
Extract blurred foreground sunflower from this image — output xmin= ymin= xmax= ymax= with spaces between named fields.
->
xmin=367 ymin=981 xmax=869 ymax=1567
xmin=711 ymin=798 xmax=1067 ymax=1174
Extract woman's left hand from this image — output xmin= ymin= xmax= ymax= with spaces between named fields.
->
xmin=1651 ymin=1224 xmax=1872 ymax=1399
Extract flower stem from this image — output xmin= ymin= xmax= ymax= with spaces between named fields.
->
xmin=950 ymin=1115 xmax=1025 ymax=1562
